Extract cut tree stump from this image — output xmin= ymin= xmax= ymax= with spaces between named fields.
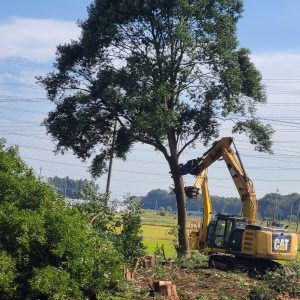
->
xmin=142 ymin=255 xmax=155 ymax=268
xmin=123 ymin=267 xmax=133 ymax=281
xmin=153 ymin=280 xmax=179 ymax=300
xmin=123 ymin=258 xmax=140 ymax=281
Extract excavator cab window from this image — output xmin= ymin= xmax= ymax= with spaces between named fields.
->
xmin=213 ymin=218 xmax=235 ymax=248
xmin=211 ymin=216 xmax=246 ymax=249
xmin=226 ymin=218 xmax=247 ymax=252
xmin=235 ymin=221 xmax=246 ymax=230
xmin=214 ymin=219 xmax=226 ymax=247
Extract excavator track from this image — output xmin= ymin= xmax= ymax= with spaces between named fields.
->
xmin=208 ymin=254 xmax=281 ymax=275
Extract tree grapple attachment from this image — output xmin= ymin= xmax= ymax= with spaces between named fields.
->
xmin=179 ymin=159 xmax=202 ymax=176
xmin=184 ymin=186 xmax=200 ymax=199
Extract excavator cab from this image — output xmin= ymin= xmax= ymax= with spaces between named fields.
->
xmin=206 ymin=215 xmax=247 ymax=253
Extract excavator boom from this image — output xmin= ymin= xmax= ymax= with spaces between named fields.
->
xmin=179 ymin=137 xmax=257 ymax=224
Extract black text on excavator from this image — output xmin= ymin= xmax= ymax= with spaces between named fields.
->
xmin=179 ymin=137 xmax=298 ymax=271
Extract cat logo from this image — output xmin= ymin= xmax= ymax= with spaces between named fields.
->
xmin=272 ymin=234 xmax=291 ymax=252
xmin=274 ymin=238 xmax=289 ymax=251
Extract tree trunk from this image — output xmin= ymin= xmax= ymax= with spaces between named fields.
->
xmin=169 ymin=157 xmax=190 ymax=257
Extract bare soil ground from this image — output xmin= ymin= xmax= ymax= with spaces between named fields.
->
xmin=133 ymin=260 xmax=257 ymax=300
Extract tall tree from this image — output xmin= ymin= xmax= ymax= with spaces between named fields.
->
xmin=39 ymin=0 xmax=273 ymax=256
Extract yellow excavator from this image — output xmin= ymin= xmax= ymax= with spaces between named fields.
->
xmin=179 ymin=137 xmax=298 ymax=271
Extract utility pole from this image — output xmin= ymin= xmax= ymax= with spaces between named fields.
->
xmin=289 ymin=202 xmax=294 ymax=225
xmin=106 ymin=120 xmax=117 ymax=194
xmin=273 ymin=188 xmax=279 ymax=221
xmin=38 ymin=166 xmax=42 ymax=180
xmin=64 ymin=177 xmax=68 ymax=198
xmin=296 ymin=207 xmax=299 ymax=233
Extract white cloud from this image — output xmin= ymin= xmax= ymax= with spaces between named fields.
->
xmin=0 ymin=17 xmax=81 ymax=62
xmin=252 ymin=52 xmax=300 ymax=81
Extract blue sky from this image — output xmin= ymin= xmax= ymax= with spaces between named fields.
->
xmin=1 ymin=0 xmax=300 ymax=52
xmin=238 ymin=0 xmax=300 ymax=52
xmin=0 ymin=0 xmax=91 ymax=21
xmin=0 ymin=1 xmax=300 ymax=200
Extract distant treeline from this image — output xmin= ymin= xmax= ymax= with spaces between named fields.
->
xmin=47 ymin=176 xmax=97 ymax=199
xmin=140 ymin=189 xmax=300 ymax=221
xmin=48 ymin=176 xmax=300 ymax=221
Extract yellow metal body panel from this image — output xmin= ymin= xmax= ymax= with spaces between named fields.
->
xmin=193 ymin=170 xmax=212 ymax=247
xmin=190 ymin=227 xmax=298 ymax=261
xmin=189 ymin=230 xmax=199 ymax=250
xmin=241 ymin=229 xmax=298 ymax=260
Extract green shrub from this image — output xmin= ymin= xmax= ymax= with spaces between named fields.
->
xmin=0 ymin=251 xmax=17 ymax=298
xmin=196 ymin=293 xmax=207 ymax=300
xmin=157 ymin=209 xmax=167 ymax=216
xmin=264 ymin=263 xmax=300 ymax=297
xmin=177 ymin=251 xmax=208 ymax=269
xmin=30 ymin=266 xmax=82 ymax=299
xmin=218 ymin=296 xmax=238 ymax=300
xmin=154 ymin=244 xmax=166 ymax=260
xmin=249 ymin=263 xmax=300 ymax=299
xmin=0 ymin=141 xmax=124 ymax=299
xmin=78 ymin=185 xmax=146 ymax=266
xmin=178 ymin=288 xmax=190 ymax=300
xmin=119 ymin=197 xmax=146 ymax=264
xmin=248 ymin=284 xmax=275 ymax=300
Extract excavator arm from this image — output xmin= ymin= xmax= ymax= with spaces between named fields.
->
xmin=179 ymin=137 xmax=257 ymax=224
xmin=192 ymin=170 xmax=212 ymax=247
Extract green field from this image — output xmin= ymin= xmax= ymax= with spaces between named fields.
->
xmin=141 ymin=210 xmax=199 ymax=258
xmin=141 ymin=210 xmax=300 ymax=261
xmin=141 ymin=210 xmax=176 ymax=258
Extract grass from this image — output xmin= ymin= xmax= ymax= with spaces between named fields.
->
xmin=141 ymin=211 xmax=177 ymax=258
xmin=141 ymin=210 xmax=199 ymax=258
xmin=142 ymin=224 xmax=177 ymax=257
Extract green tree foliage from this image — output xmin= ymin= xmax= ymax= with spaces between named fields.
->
xmin=77 ymin=182 xmax=115 ymax=234
xmin=77 ymin=184 xmax=146 ymax=264
xmin=48 ymin=176 xmax=97 ymax=199
xmin=39 ymin=0 xmax=273 ymax=256
xmin=259 ymin=193 xmax=300 ymax=220
xmin=0 ymin=140 xmax=123 ymax=299
xmin=141 ymin=188 xmax=241 ymax=214
xmin=0 ymin=251 xmax=17 ymax=298
xmin=119 ymin=197 xmax=146 ymax=264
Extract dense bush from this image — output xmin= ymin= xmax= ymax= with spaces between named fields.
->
xmin=177 ymin=251 xmax=208 ymax=269
xmin=264 ymin=263 xmax=300 ymax=297
xmin=77 ymin=184 xmax=146 ymax=265
xmin=248 ymin=284 xmax=276 ymax=300
xmin=0 ymin=141 xmax=124 ymax=299
xmin=0 ymin=250 xmax=17 ymax=298
xmin=119 ymin=197 xmax=146 ymax=264
xmin=249 ymin=263 xmax=300 ymax=299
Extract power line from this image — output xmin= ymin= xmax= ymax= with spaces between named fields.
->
xmin=0 ymin=117 xmax=41 ymax=124
xmin=0 ymin=58 xmax=51 ymax=69
xmin=0 ymin=105 xmax=48 ymax=115
xmin=0 ymin=81 xmax=41 ymax=90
